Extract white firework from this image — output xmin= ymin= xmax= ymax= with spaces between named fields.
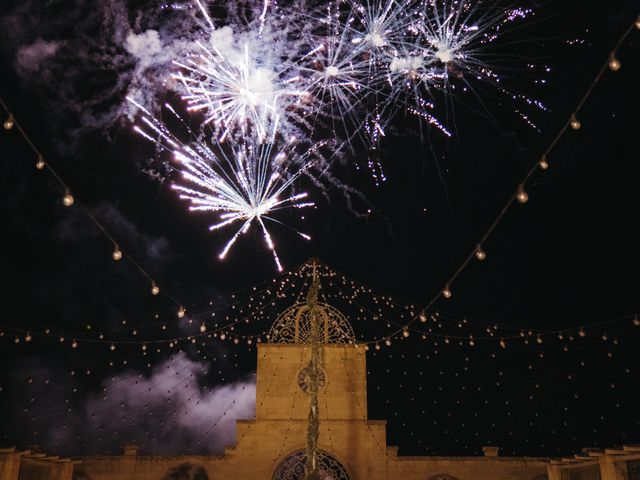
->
xmin=171 ymin=1 xmax=319 ymax=143
xmin=128 ymin=98 xmax=317 ymax=271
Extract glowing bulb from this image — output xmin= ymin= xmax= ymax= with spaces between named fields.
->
xmin=633 ymin=315 xmax=640 ymax=327
xmin=516 ymin=185 xmax=529 ymax=204
xmin=142 ymin=344 xmax=147 ymax=351
xmin=112 ymin=246 xmax=123 ymax=261
xmin=110 ymin=343 xmax=116 ymax=351
xmin=499 ymin=339 xmax=506 ymax=349
xmin=402 ymin=329 xmax=410 ymax=338
xmin=636 ymin=15 xmax=640 ymax=30
xmin=536 ymin=336 xmax=543 ymax=344
xmin=177 ymin=307 xmax=186 ymax=319
xmin=233 ymin=338 xmax=239 ymax=344
xmin=247 ymin=338 xmax=253 ymax=345
xmin=419 ymin=312 xmax=427 ymax=323
xmin=578 ymin=327 xmax=586 ymax=337
xmin=570 ymin=115 xmax=581 ymax=131
xmin=3 ymin=115 xmax=14 ymax=130
xmin=375 ymin=343 xmax=381 ymax=351
xmin=442 ymin=285 xmax=452 ymax=299
xmin=25 ymin=332 xmax=32 ymax=342
xmin=36 ymin=155 xmax=46 ymax=170
xmin=475 ymin=246 xmax=486 ymax=261
xmin=199 ymin=323 xmax=207 ymax=333
xmin=539 ymin=156 xmax=549 ymax=170
xmin=220 ymin=333 xmax=227 ymax=340
xmin=71 ymin=339 xmax=78 ymax=349
xmin=151 ymin=282 xmax=160 ymax=295
xmin=608 ymin=55 xmax=621 ymax=72
xmin=62 ymin=191 xmax=75 ymax=207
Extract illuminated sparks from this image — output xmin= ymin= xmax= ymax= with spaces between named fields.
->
xmin=129 ymin=98 xmax=316 ymax=271
xmin=124 ymin=0 xmax=547 ymax=265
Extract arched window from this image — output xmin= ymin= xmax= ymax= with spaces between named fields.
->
xmin=272 ymin=450 xmax=350 ymax=480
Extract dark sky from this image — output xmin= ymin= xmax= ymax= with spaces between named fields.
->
xmin=0 ymin=0 xmax=639 ymax=459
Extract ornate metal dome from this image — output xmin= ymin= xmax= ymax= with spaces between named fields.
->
xmin=267 ymin=302 xmax=355 ymax=344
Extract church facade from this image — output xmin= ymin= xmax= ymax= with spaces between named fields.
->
xmin=3 ymin=293 xmax=637 ymax=479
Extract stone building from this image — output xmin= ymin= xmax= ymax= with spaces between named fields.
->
xmin=2 ymin=280 xmax=632 ymax=480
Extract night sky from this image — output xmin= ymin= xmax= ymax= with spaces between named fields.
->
xmin=1 ymin=0 xmax=639 ymax=459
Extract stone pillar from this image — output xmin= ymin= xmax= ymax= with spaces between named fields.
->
xmin=482 ymin=446 xmax=500 ymax=457
xmin=0 ymin=449 xmax=22 ymax=480
xmin=547 ymin=464 xmax=562 ymax=480
xmin=599 ymin=455 xmax=623 ymax=480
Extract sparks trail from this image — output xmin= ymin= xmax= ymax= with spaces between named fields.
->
xmin=129 ymin=97 xmax=318 ymax=271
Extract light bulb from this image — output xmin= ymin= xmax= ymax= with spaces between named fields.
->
xmin=402 ymin=329 xmax=410 ymax=338
xmin=151 ymin=282 xmax=160 ymax=295
xmin=636 ymin=15 xmax=640 ymax=30
xmin=633 ymin=316 xmax=640 ymax=327
xmin=539 ymin=156 xmax=549 ymax=170
xmin=608 ymin=55 xmax=621 ymax=71
xmin=112 ymin=246 xmax=123 ymax=261
xmin=3 ymin=115 xmax=14 ymax=130
xmin=62 ymin=191 xmax=75 ymax=207
xmin=36 ymin=155 xmax=46 ymax=170
xmin=536 ymin=336 xmax=543 ymax=344
xmin=375 ymin=343 xmax=381 ymax=351
xmin=177 ymin=307 xmax=186 ymax=319
xmin=442 ymin=285 xmax=452 ymax=299
xmin=419 ymin=312 xmax=427 ymax=323
xmin=220 ymin=333 xmax=226 ymax=340
xmin=25 ymin=332 xmax=32 ymax=342
xmin=142 ymin=344 xmax=147 ymax=351
xmin=475 ymin=246 xmax=486 ymax=261
xmin=384 ymin=338 xmax=392 ymax=346
xmin=247 ymin=338 xmax=252 ymax=345
xmin=233 ymin=338 xmax=239 ymax=344
xmin=516 ymin=185 xmax=529 ymax=204
xmin=110 ymin=343 xmax=116 ymax=351
xmin=499 ymin=339 xmax=506 ymax=349
xmin=199 ymin=323 xmax=207 ymax=333
xmin=71 ymin=339 xmax=78 ymax=349
xmin=570 ymin=115 xmax=581 ymax=131
xmin=578 ymin=328 xmax=586 ymax=337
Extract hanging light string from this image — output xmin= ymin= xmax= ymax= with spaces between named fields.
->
xmin=361 ymin=18 xmax=640 ymax=346
xmin=0 ymin=96 xmax=186 ymax=310
xmin=327 ymin=271 xmax=637 ymax=343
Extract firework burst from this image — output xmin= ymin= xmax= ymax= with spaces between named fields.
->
xmin=129 ymin=98 xmax=318 ymax=271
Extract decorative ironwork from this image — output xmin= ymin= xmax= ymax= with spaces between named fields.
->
xmin=624 ymin=460 xmax=640 ymax=480
xmin=267 ymin=303 xmax=355 ymax=344
xmin=297 ymin=363 xmax=326 ymax=393
xmin=560 ymin=466 xmax=601 ymax=480
xmin=272 ymin=450 xmax=350 ymax=480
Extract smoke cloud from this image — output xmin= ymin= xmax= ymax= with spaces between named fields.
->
xmin=3 ymin=353 xmax=256 ymax=455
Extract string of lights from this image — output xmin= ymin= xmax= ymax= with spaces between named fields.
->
xmin=356 ymin=17 xmax=640 ymax=346
xmin=0 ymin=96 xmax=188 ymax=315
